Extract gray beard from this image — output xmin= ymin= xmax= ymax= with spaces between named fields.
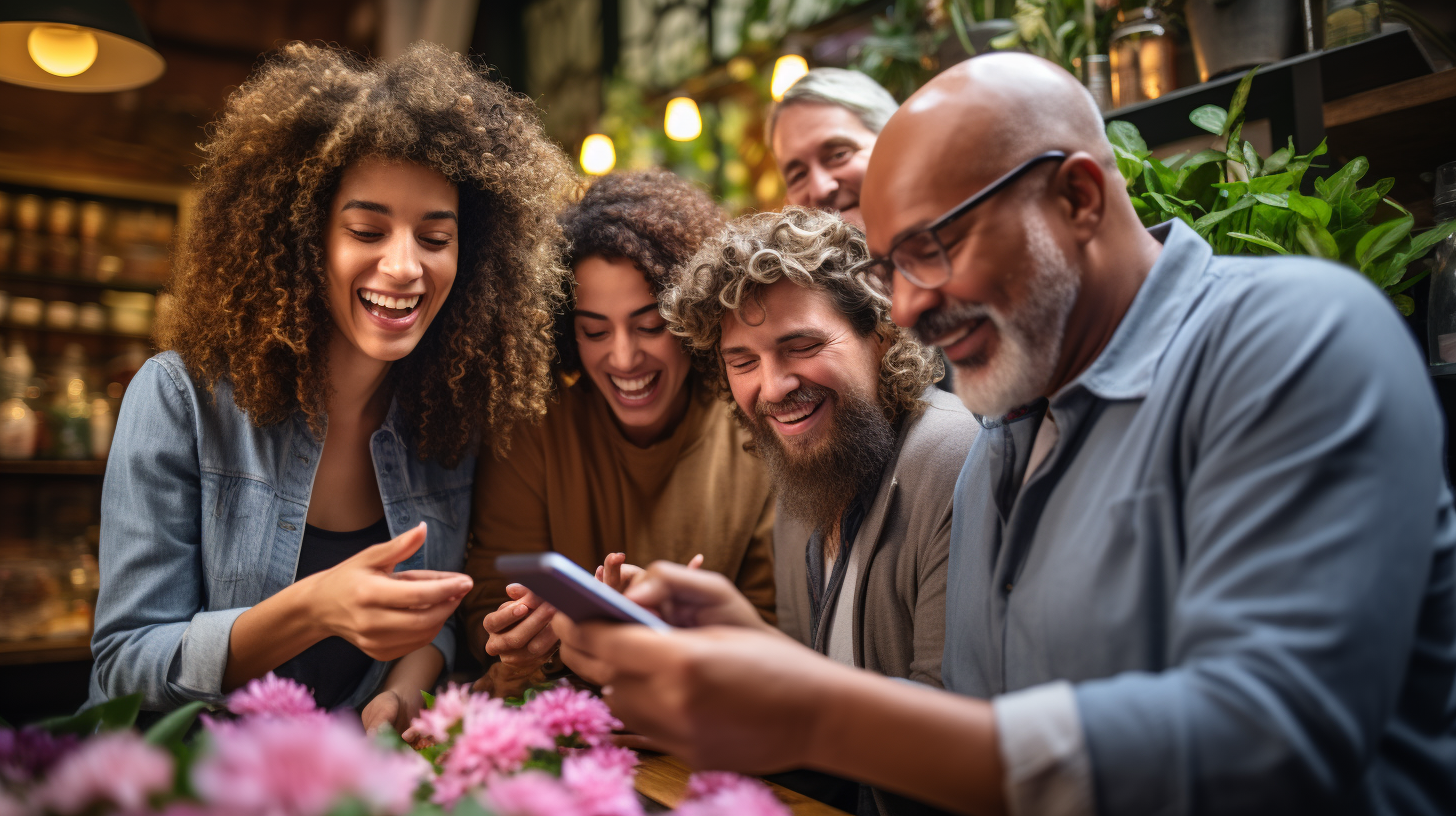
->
xmin=738 ymin=386 xmax=898 ymax=538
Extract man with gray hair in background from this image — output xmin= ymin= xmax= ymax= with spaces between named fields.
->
xmin=768 ymin=67 xmax=899 ymax=231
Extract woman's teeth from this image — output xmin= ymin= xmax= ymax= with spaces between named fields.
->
xmin=773 ymin=400 xmax=820 ymax=424
xmin=359 ymin=290 xmax=420 ymax=318
xmin=610 ymin=373 xmax=658 ymax=399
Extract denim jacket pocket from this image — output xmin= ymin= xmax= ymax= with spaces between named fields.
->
xmin=415 ymin=484 xmax=470 ymax=572
xmin=200 ymin=472 xmax=276 ymax=583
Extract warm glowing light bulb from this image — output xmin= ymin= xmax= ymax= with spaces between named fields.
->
xmin=770 ymin=54 xmax=809 ymax=101
xmin=664 ymin=97 xmax=702 ymax=142
xmin=580 ymin=134 xmax=616 ymax=175
xmin=27 ymin=25 xmax=99 ymax=77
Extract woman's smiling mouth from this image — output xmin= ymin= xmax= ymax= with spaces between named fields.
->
xmin=608 ymin=371 xmax=661 ymax=405
xmin=358 ymin=289 xmax=422 ymax=319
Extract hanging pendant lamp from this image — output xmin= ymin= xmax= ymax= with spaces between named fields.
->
xmin=0 ymin=0 xmax=165 ymax=92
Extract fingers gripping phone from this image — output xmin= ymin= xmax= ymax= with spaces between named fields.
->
xmin=495 ymin=552 xmax=670 ymax=633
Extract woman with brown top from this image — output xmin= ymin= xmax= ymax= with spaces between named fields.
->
xmin=462 ymin=170 xmax=776 ymax=695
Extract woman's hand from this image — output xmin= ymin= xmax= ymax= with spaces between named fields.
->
xmin=362 ymin=688 xmax=414 ymax=737
xmin=595 ymin=551 xmax=704 ymax=592
xmin=309 ymin=522 xmax=473 ymax=661
xmin=481 ymin=583 xmax=559 ymax=669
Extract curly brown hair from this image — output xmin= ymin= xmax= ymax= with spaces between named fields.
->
xmin=660 ymin=206 xmax=941 ymax=420
xmin=553 ymin=169 xmax=724 ymax=372
xmin=155 ymin=42 xmax=574 ymax=465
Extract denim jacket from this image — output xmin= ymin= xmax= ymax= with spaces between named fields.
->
xmin=87 ymin=351 xmax=474 ymax=712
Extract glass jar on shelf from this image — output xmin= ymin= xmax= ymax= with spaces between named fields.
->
xmin=1425 ymin=161 xmax=1456 ymax=368
xmin=1109 ymin=4 xmax=1178 ymax=109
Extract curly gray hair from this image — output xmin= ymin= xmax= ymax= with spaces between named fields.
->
xmin=660 ymin=206 xmax=941 ymax=419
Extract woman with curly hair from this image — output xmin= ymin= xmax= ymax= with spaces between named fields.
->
xmin=460 ymin=170 xmax=776 ymax=696
xmin=86 ymin=42 xmax=573 ymax=731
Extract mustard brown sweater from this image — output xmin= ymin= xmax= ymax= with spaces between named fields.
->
xmin=462 ymin=375 xmax=776 ymax=663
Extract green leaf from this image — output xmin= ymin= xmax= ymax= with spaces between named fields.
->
xmin=421 ymin=690 xmax=436 ymax=709
xmin=37 ymin=694 xmax=141 ymax=736
xmin=1356 ymin=215 xmax=1414 ymax=270
xmin=1141 ymin=162 xmax=1165 ymax=195
xmin=1225 ymin=69 xmax=1258 ymax=132
xmin=1333 ymin=225 xmax=1372 ymax=260
xmin=990 ymin=30 xmax=1020 ymax=49
xmin=1242 ymin=142 xmax=1262 ymax=177
xmin=1287 ymin=191 xmax=1332 ymax=228
xmin=144 ymin=701 xmax=207 ymax=747
xmin=1317 ymin=157 xmax=1369 ymax=203
xmin=1249 ymin=172 xmax=1295 ymax=195
xmin=1262 ymin=146 xmax=1292 ymax=175
xmin=324 ymin=798 xmax=371 ymax=816
xmin=1193 ymin=196 xmax=1256 ymax=233
xmin=1392 ymin=293 xmax=1415 ymax=316
xmin=1106 ymin=121 xmax=1147 ymax=156
xmin=1390 ymin=266 xmax=1431 ymax=295
xmin=1296 ymin=223 xmax=1340 ymax=259
xmin=1177 ymin=149 xmax=1227 ymax=174
xmin=1130 ymin=197 xmax=1157 ymax=226
xmin=449 ymin=796 xmax=492 ymax=816
xmin=1406 ymin=220 xmax=1456 ymax=258
xmin=1189 ymin=105 xmax=1227 ymax=135
xmin=1227 ymin=231 xmax=1291 ymax=254
xmin=1252 ymin=193 xmax=1287 ymax=208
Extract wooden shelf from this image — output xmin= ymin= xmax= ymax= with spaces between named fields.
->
xmin=0 ymin=271 xmax=164 ymax=294
xmin=0 ymin=460 xmax=106 ymax=476
xmin=1325 ymin=68 xmax=1456 ymax=128
xmin=0 ymin=635 xmax=92 ymax=666
xmin=0 ymin=322 xmax=150 ymax=342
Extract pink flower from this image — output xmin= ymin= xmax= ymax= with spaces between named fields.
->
xmin=432 ymin=698 xmax=552 ymax=806
xmin=522 ymin=684 xmax=622 ymax=747
xmin=193 ymin=713 xmax=427 ymax=816
xmin=0 ymin=788 xmax=29 ymax=816
xmin=31 ymin=731 xmax=174 ymax=814
xmin=479 ymin=772 xmax=579 ymax=816
xmin=227 ymin=673 xmax=320 ymax=719
xmin=676 ymin=773 xmax=789 ymax=816
xmin=560 ymin=748 xmax=641 ymax=816
xmin=409 ymin=683 xmax=472 ymax=745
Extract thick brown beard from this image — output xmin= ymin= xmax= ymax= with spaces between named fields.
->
xmin=737 ymin=384 xmax=897 ymax=541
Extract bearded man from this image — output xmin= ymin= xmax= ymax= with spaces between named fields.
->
xmin=661 ymin=206 xmax=978 ymax=815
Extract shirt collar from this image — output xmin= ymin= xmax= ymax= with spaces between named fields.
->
xmin=1067 ymin=219 xmax=1211 ymax=402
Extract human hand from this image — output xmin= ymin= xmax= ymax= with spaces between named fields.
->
xmin=309 ymin=522 xmax=472 ymax=661
xmin=482 ymin=583 xmax=558 ymax=669
xmin=620 ymin=560 xmax=771 ymax=631
xmin=555 ymin=617 xmax=842 ymax=774
xmin=361 ymin=688 xmax=420 ymax=739
xmin=594 ymin=552 xmax=704 ymax=593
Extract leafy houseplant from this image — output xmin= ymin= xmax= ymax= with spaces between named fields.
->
xmin=1108 ymin=69 xmax=1456 ymax=315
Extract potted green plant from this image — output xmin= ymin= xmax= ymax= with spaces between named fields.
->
xmin=1183 ymin=0 xmax=1301 ymax=81
xmin=1109 ymin=69 xmax=1456 ymax=314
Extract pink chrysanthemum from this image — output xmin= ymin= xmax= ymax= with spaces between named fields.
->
xmin=522 ymin=684 xmax=622 ymax=747
xmin=31 ymin=731 xmax=174 ymax=814
xmin=409 ymin=683 xmax=472 ymax=745
xmin=560 ymin=748 xmax=641 ymax=816
xmin=193 ymin=713 xmax=427 ymax=816
xmin=479 ymin=772 xmax=579 ymax=816
xmin=676 ymin=773 xmax=789 ymax=816
xmin=432 ymin=698 xmax=553 ymax=806
xmin=227 ymin=673 xmax=320 ymax=719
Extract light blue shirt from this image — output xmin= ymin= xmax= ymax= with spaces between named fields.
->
xmin=88 ymin=351 xmax=474 ymax=712
xmin=948 ymin=221 xmax=1456 ymax=815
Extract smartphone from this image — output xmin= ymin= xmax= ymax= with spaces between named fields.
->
xmin=495 ymin=552 xmax=671 ymax=632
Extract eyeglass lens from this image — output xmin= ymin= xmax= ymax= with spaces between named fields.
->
xmin=889 ymin=231 xmax=952 ymax=289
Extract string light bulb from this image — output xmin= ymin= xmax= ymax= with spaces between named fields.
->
xmin=27 ymin=25 xmax=98 ymax=77
xmin=664 ymin=97 xmax=702 ymax=142
xmin=770 ymin=54 xmax=809 ymax=101
xmin=580 ymin=134 xmax=616 ymax=175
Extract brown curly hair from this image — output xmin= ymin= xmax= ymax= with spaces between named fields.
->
xmin=660 ymin=206 xmax=941 ymax=420
xmin=554 ymin=169 xmax=724 ymax=372
xmin=156 ymin=42 xmax=574 ymax=465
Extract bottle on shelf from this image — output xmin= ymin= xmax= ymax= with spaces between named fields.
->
xmin=0 ymin=340 xmax=38 ymax=460
xmin=47 ymin=344 xmax=91 ymax=461
xmin=1425 ymin=161 xmax=1456 ymax=367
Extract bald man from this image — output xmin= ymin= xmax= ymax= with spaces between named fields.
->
xmin=553 ymin=54 xmax=1456 ymax=816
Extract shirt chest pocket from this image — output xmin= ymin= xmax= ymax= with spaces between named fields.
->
xmin=408 ymin=485 xmax=470 ymax=572
xmin=201 ymin=473 xmax=277 ymax=583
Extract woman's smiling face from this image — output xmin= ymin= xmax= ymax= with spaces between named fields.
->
xmin=324 ymin=156 xmax=460 ymax=363
xmin=572 ymin=255 xmax=692 ymax=446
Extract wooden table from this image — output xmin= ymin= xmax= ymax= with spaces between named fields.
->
xmin=634 ymin=752 xmax=850 ymax=815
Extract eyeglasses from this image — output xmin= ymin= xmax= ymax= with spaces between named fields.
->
xmin=858 ymin=151 xmax=1067 ymax=290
